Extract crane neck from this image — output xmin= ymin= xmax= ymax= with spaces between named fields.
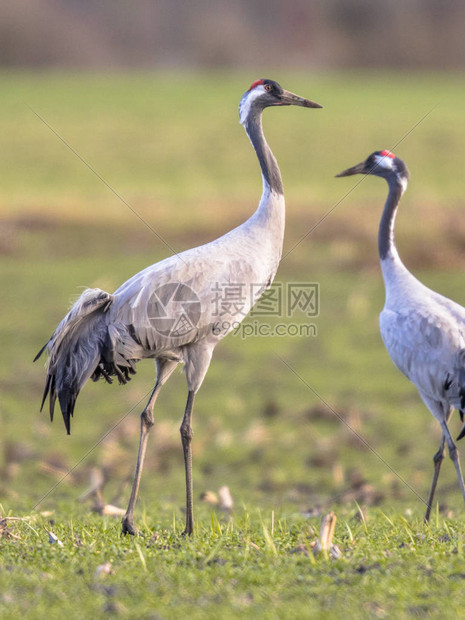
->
xmin=378 ymin=175 xmax=407 ymax=263
xmin=243 ymin=109 xmax=284 ymax=197
xmin=238 ymin=105 xmax=286 ymax=272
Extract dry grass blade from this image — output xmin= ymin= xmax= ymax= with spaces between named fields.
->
xmin=94 ymin=504 xmax=126 ymax=517
xmin=94 ymin=562 xmax=113 ymax=579
xmin=45 ymin=527 xmax=64 ymax=547
xmin=320 ymin=512 xmax=337 ymax=550
xmin=200 ymin=491 xmax=218 ymax=506
xmin=312 ymin=512 xmax=341 ymax=559
xmin=201 ymin=486 xmax=233 ymax=512
xmin=218 ymin=486 xmax=234 ymax=512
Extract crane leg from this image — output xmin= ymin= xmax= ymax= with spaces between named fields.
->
xmin=441 ymin=420 xmax=465 ymax=512
xmin=180 ymin=390 xmax=196 ymax=535
xmin=424 ymin=435 xmax=446 ymax=522
xmin=122 ymin=359 xmax=178 ymax=535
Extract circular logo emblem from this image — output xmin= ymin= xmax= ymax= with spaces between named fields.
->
xmin=147 ymin=282 xmax=201 ymax=338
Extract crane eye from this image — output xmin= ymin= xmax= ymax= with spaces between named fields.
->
xmin=264 ymin=84 xmax=271 ymax=91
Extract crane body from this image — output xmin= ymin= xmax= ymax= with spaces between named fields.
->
xmin=36 ymin=79 xmax=321 ymax=535
xmin=337 ymin=151 xmax=465 ymax=520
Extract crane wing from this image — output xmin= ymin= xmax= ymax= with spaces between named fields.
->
xmin=109 ymin=240 xmax=274 ymax=357
xmin=380 ymin=303 xmax=465 ymax=403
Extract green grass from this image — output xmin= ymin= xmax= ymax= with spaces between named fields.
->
xmin=2 ymin=508 xmax=465 ymax=619
xmin=2 ymin=70 xmax=465 ymax=617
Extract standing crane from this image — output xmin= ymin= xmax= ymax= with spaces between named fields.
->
xmin=35 ymin=79 xmax=322 ymax=535
xmin=337 ymin=150 xmax=465 ymax=521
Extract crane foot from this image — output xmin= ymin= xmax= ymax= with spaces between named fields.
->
xmin=121 ymin=517 xmax=140 ymax=536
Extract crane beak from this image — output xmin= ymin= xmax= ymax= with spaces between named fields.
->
xmin=335 ymin=162 xmax=366 ymax=177
xmin=278 ymin=89 xmax=322 ymax=109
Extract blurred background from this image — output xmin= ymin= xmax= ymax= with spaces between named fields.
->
xmin=2 ymin=1 xmax=465 ymax=526
xmin=1 ymin=0 xmax=465 ymax=70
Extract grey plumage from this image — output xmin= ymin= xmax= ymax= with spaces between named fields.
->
xmin=337 ymin=150 xmax=465 ymax=521
xmin=36 ymin=79 xmax=321 ymax=535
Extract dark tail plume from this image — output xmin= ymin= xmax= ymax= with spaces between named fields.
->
xmin=36 ymin=289 xmax=113 ymax=434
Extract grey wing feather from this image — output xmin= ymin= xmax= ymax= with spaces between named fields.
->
xmin=380 ymin=302 xmax=465 ymax=406
xmin=110 ymin=239 xmax=275 ymax=354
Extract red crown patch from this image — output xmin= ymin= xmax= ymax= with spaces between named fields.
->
xmin=248 ymin=79 xmax=265 ymax=91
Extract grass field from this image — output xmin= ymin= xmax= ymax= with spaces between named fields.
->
xmin=2 ymin=71 xmax=465 ymax=618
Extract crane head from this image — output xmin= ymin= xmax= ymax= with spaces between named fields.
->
xmin=335 ymin=150 xmax=410 ymax=182
xmin=239 ymin=79 xmax=322 ymax=125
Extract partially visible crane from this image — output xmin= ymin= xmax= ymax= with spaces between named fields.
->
xmin=36 ymin=79 xmax=322 ymax=535
xmin=337 ymin=150 xmax=465 ymax=521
